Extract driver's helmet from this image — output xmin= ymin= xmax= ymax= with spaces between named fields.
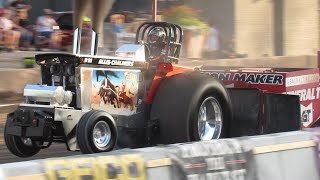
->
xmin=148 ymin=27 xmax=166 ymax=45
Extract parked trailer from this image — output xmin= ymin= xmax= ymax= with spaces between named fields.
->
xmin=3 ymin=22 xmax=300 ymax=157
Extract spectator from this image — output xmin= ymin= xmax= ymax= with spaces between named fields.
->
xmin=36 ymin=8 xmax=61 ymax=50
xmin=221 ymin=35 xmax=247 ymax=59
xmin=110 ymin=14 xmax=126 ymax=49
xmin=9 ymin=0 xmax=31 ymax=10
xmin=111 ymin=14 xmax=125 ymax=33
xmin=11 ymin=2 xmax=33 ymax=50
xmin=207 ymin=21 xmax=220 ymax=51
xmin=80 ymin=16 xmax=93 ymax=54
xmin=0 ymin=8 xmax=20 ymax=51
xmin=10 ymin=0 xmax=31 ymax=25
xmin=17 ymin=22 xmax=32 ymax=50
xmin=205 ymin=21 xmax=223 ymax=59
xmin=9 ymin=0 xmax=31 ymax=23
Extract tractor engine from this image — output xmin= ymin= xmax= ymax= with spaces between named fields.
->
xmin=24 ymin=84 xmax=73 ymax=106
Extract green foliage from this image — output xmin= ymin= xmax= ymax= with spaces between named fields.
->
xmin=163 ymin=5 xmax=209 ymax=33
xmin=22 ymin=58 xmax=35 ymax=67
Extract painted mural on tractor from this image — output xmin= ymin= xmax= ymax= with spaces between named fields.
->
xmin=91 ymin=69 xmax=139 ymax=115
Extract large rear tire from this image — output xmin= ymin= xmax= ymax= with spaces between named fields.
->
xmin=4 ymin=114 xmax=41 ymax=157
xmin=76 ymin=110 xmax=117 ymax=154
xmin=151 ymin=72 xmax=232 ymax=144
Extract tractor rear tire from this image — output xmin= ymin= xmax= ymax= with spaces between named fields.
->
xmin=151 ymin=72 xmax=232 ymax=144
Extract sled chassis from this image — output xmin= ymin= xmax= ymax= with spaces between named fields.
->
xmin=4 ymin=22 xmax=301 ymax=157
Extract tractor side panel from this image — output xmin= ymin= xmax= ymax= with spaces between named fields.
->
xmin=80 ymin=67 xmax=141 ymax=116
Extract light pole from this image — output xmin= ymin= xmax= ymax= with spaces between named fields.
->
xmin=152 ymin=0 xmax=157 ymax=21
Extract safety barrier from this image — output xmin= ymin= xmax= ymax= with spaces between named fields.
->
xmin=0 ymin=131 xmax=319 ymax=180
xmin=244 ymin=130 xmax=320 ymax=180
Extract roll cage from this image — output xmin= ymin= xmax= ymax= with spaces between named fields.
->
xmin=48 ymin=22 xmax=183 ymax=63
xmin=135 ymin=22 xmax=183 ymax=63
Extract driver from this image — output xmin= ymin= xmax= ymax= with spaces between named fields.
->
xmin=147 ymin=27 xmax=167 ymax=65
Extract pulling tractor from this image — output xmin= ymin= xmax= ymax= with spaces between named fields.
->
xmin=4 ymin=22 xmax=300 ymax=157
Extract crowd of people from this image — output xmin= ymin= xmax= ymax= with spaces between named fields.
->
xmin=0 ymin=1 xmax=246 ymax=60
xmin=0 ymin=0 xmax=62 ymax=51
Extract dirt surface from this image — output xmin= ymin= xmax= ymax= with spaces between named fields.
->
xmin=0 ymin=92 xmax=23 ymax=104
xmin=0 ymin=92 xmax=23 ymax=114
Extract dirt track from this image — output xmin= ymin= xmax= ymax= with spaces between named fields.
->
xmin=0 ymin=92 xmax=23 ymax=104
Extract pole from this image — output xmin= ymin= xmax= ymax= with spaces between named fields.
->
xmin=152 ymin=0 xmax=157 ymax=21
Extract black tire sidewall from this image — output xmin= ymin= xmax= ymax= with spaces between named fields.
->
xmin=4 ymin=115 xmax=40 ymax=157
xmin=85 ymin=117 xmax=115 ymax=152
xmin=151 ymin=72 xmax=232 ymax=144
xmin=77 ymin=110 xmax=117 ymax=153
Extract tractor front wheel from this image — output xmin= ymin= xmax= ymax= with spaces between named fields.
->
xmin=76 ymin=110 xmax=117 ymax=154
xmin=4 ymin=115 xmax=41 ymax=157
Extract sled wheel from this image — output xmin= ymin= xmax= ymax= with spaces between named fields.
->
xmin=151 ymin=72 xmax=232 ymax=144
xmin=76 ymin=110 xmax=117 ymax=154
xmin=4 ymin=115 xmax=41 ymax=157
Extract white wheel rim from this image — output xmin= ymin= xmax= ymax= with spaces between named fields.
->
xmin=92 ymin=120 xmax=111 ymax=150
xmin=198 ymin=96 xmax=223 ymax=140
